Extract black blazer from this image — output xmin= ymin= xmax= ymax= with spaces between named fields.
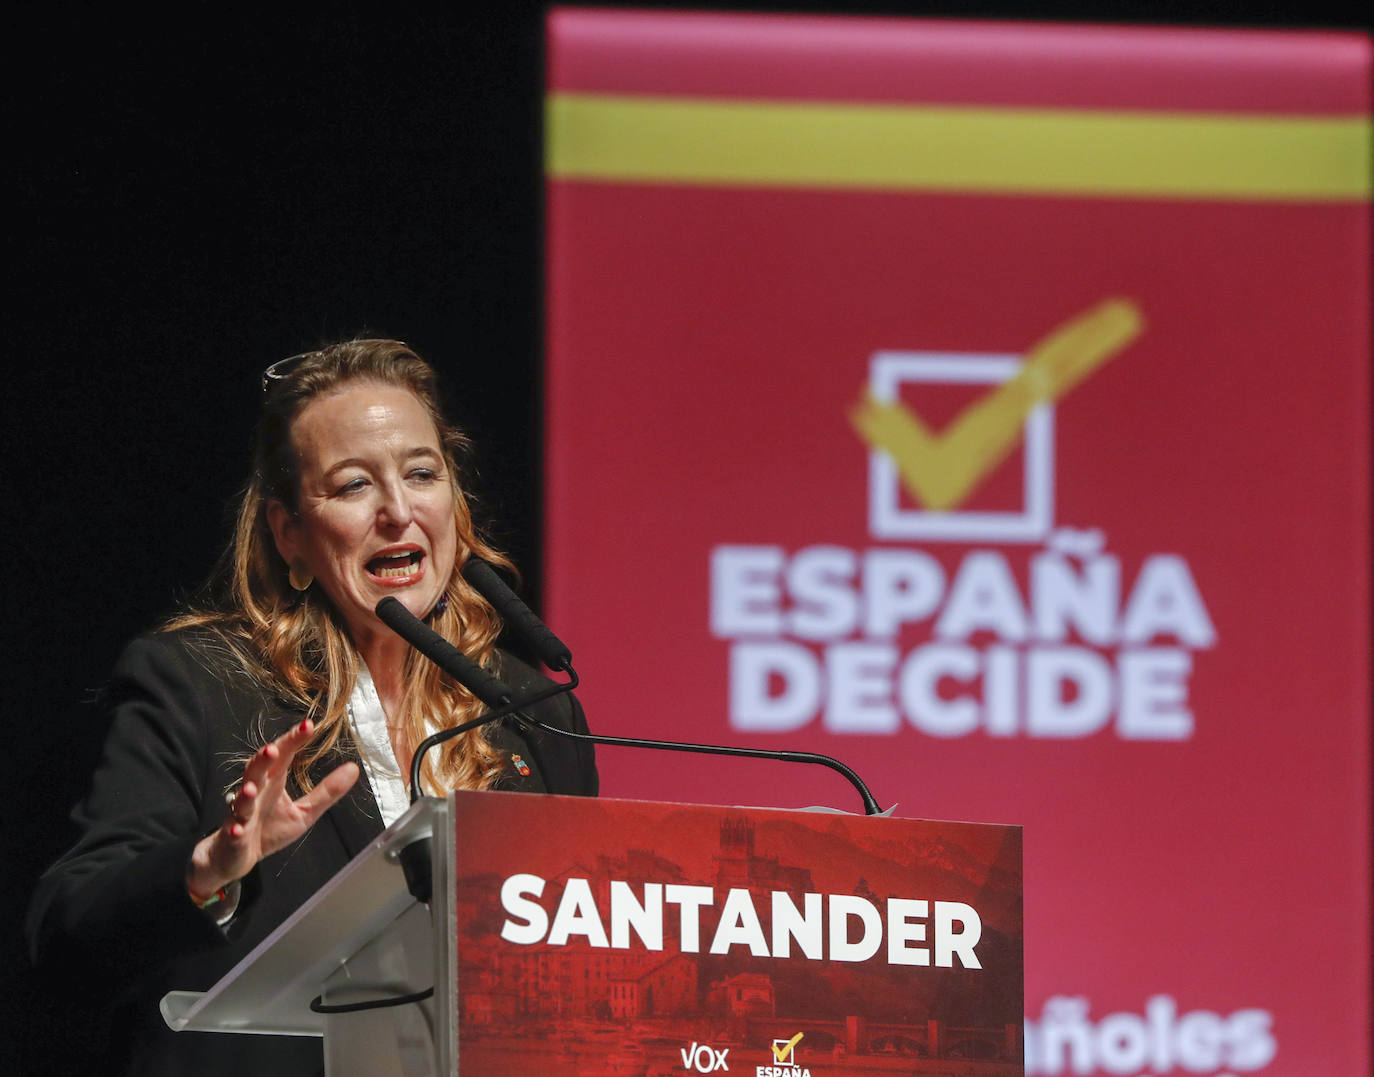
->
xmin=27 ymin=628 xmax=597 ymax=1076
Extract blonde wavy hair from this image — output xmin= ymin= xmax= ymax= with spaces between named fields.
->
xmin=170 ymin=338 xmax=514 ymax=795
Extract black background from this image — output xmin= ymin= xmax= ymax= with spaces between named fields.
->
xmin=6 ymin=4 xmax=1367 ymax=1070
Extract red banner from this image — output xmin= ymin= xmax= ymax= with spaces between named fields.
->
xmin=453 ymin=791 xmax=1022 ymax=1075
xmin=544 ymin=11 xmax=1371 ymax=1076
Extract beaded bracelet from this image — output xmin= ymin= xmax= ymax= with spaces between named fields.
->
xmin=190 ymin=885 xmax=231 ymax=910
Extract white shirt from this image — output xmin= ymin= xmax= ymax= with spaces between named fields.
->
xmin=348 ymin=664 xmax=423 ymax=828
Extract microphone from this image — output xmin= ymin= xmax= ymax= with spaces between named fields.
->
xmin=375 ymin=596 xmax=579 ymax=904
xmin=462 ymin=558 xmax=572 ymax=671
xmin=375 ymin=598 xmax=579 ymax=803
xmin=426 ymin=574 xmax=885 ymax=817
xmin=376 ymin=595 xmax=512 ymax=708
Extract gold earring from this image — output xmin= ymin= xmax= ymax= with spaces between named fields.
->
xmin=288 ymin=561 xmax=313 ymax=592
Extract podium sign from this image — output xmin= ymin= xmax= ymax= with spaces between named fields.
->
xmin=163 ymin=793 xmax=1020 ymax=1075
xmin=451 ymin=791 xmax=1022 ymax=1075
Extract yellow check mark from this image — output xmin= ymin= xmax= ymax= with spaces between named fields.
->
xmin=772 ymin=1032 xmax=804 ymax=1062
xmin=850 ymin=298 xmax=1143 ymax=511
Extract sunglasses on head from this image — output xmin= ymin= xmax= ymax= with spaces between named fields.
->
xmin=260 ymin=340 xmax=410 ymax=392
xmin=260 ymin=351 xmax=318 ymax=393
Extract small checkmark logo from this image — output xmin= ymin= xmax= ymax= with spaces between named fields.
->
xmin=851 ymin=298 xmax=1143 ymax=512
xmin=772 ymin=1032 xmax=804 ymax=1062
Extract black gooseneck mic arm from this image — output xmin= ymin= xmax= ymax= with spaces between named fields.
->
xmin=384 ymin=565 xmax=886 ymax=816
xmin=507 ymin=708 xmax=883 ymax=816
xmin=459 ymin=558 xmax=883 ymax=816
xmin=364 ymin=579 xmax=882 ymax=1009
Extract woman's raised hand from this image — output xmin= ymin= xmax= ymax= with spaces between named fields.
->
xmin=186 ymin=719 xmax=360 ymax=905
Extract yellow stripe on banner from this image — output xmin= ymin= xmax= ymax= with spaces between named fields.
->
xmin=547 ymin=93 xmax=1372 ymax=202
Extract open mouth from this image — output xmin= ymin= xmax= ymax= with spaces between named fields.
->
xmin=366 ymin=549 xmax=425 ymax=581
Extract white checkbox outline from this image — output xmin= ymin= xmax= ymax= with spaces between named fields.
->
xmin=867 ymin=351 xmax=1054 ymax=543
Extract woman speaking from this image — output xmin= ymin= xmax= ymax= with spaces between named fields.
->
xmin=27 ymin=339 xmax=597 ymax=1075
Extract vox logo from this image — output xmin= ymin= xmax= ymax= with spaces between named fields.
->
xmin=681 ymin=1041 xmax=730 ymax=1072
